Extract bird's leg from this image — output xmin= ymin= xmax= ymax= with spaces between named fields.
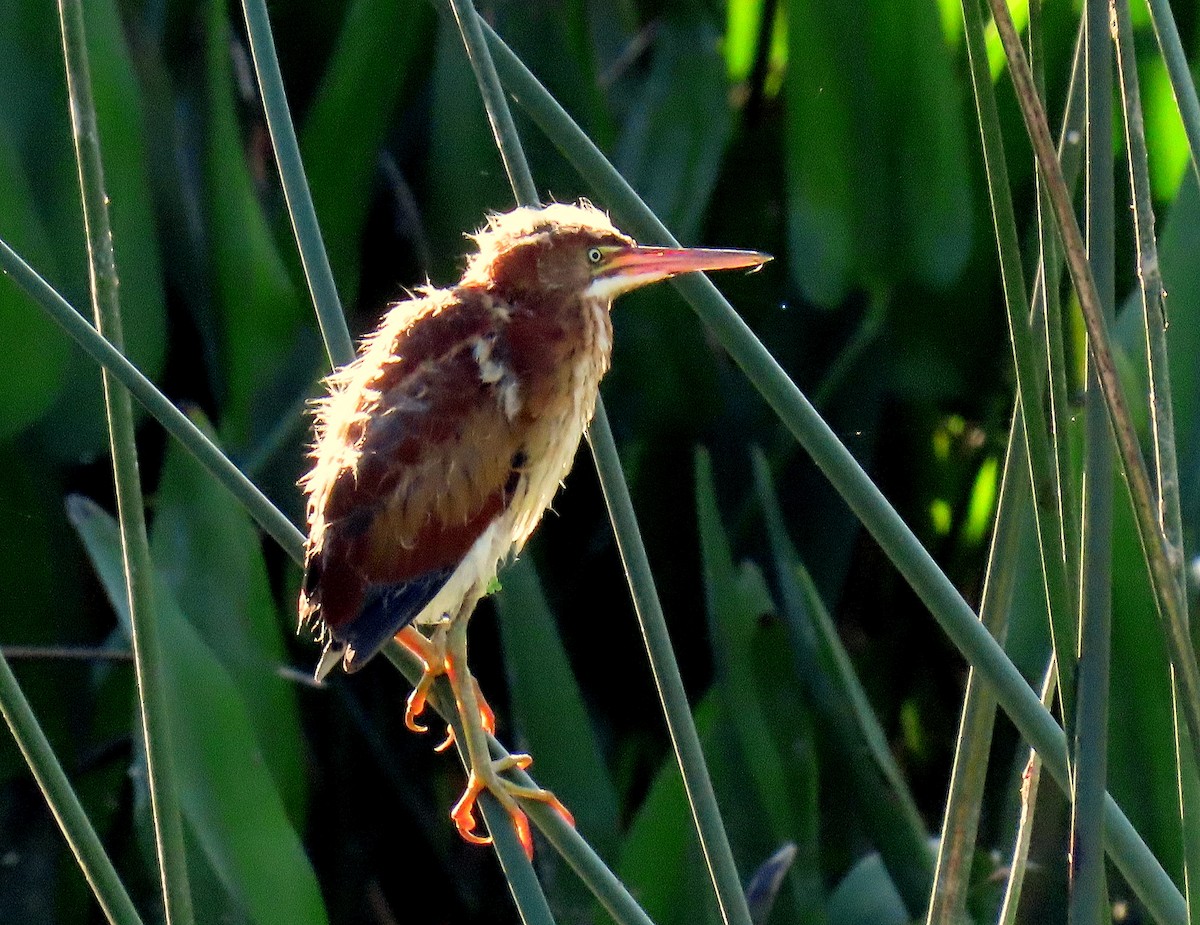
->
xmin=396 ymin=623 xmax=496 ymax=751
xmin=442 ymin=605 xmax=574 ymax=859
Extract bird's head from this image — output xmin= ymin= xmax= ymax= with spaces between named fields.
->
xmin=461 ymin=201 xmax=769 ymax=304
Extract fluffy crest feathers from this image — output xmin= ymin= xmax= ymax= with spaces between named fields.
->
xmin=461 ymin=200 xmax=626 ymax=285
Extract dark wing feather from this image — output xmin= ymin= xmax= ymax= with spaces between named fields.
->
xmin=301 ymin=287 xmax=524 ymax=672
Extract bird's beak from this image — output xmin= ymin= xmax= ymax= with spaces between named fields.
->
xmin=589 ymin=245 xmax=771 ymax=300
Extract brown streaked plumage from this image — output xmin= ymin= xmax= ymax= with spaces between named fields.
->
xmin=299 ymin=200 xmax=769 ymax=855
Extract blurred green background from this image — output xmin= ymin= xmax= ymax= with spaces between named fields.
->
xmin=0 ymin=0 xmax=1198 ymax=922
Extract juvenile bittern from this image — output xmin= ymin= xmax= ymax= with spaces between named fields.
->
xmin=300 ymin=201 xmax=768 ymax=856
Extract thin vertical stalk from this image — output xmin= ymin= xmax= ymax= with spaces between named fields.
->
xmin=0 ymin=653 xmax=144 ymax=925
xmin=445 ymin=0 xmax=538 ymax=206
xmin=1144 ymin=0 xmax=1200 ymax=189
xmin=481 ymin=20 xmax=1185 ymax=922
xmin=960 ymin=0 xmax=1077 ymax=714
xmin=1112 ymin=0 xmax=1186 ymax=607
xmin=589 ymin=406 xmax=754 ymax=925
xmin=1114 ymin=1 xmax=1198 ymax=920
xmin=997 ymin=661 xmax=1059 ymax=925
xmin=239 ymin=0 xmax=354 ymax=368
xmin=56 ymin=0 xmax=193 ymax=922
xmin=446 ymin=5 xmax=752 ymax=924
xmin=986 ymin=0 xmax=1200 ymax=793
xmin=1036 ymin=20 xmax=1084 ymax=603
xmin=1068 ymin=1 xmax=1116 ymax=919
xmin=926 ymin=412 xmax=1030 ymax=925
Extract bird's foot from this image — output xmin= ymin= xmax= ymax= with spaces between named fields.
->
xmin=396 ymin=626 xmax=495 ymax=748
xmin=450 ymin=753 xmax=575 ymax=859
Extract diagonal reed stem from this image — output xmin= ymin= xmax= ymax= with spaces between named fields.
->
xmin=57 ymin=1 xmax=193 ymax=922
xmin=239 ymin=0 xmax=353 ymax=368
xmin=0 ymin=651 xmax=144 ymax=925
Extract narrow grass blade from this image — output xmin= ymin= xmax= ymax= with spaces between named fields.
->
xmin=694 ymin=449 xmax=825 ymax=924
xmin=238 ymin=0 xmax=353 ymax=368
xmin=997 ymin=661 xmax=1058 ymax=925
xmin=479 ymin=22 xmax=1188 ymax=923
xmin=960 ymin=0 xmax=1077 ymax=715
xmin=751 ymin=449 xmax=932 ymax=917
xmin=0 ymin=652 xmax=144 ymax=925
xmin=927 ymin=412 xmax=1030 ymax=925
xmin=56 ymin=0 xmax=192 ymax=920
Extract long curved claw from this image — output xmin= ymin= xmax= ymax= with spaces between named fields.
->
xmin=397 ymin=627 xmax=442 ymax=733
xmin=448 ymin=753 xmax=576 ymax=859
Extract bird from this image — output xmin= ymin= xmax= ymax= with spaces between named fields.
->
xmin=299 ymin=200 xmax=769 ymax=857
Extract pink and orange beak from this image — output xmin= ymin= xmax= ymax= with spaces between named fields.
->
xmin=587 ymin=244 xmax=771 ymax=300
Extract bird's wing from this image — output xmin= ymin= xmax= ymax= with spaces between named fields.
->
xmin=301 ymin=288 xmax=525 ymax=669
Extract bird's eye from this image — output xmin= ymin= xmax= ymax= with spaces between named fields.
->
xmin=587 ymin=247 xmax=603 ymax=264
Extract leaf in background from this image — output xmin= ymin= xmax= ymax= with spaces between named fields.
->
xmin=1105 ymin=480 xmax=1185 ymax=886
xmin=493 ymin=556 xmax=620 ymax=858
xmin=781 ymin=0 xmax=860 ymax=305
xmin=695 ymin=449 xmax=823 ymax=925
xmin=300 ymin=0 xmax=431 ymax=306
xmin=614 ymin=18 xmax=732 ymax=243
xmin=67 ymin=497 xmax=328 ymax=925
xmin=751 ymin=448 xmax=934 ymax=915
xmin=618 ymin=694 xmax=724 ymax=925
xmin=868 ymin=0 xmax=972 ymax=289
xmin=22 ymin=0 xmax=168 ymax=463
xmin=203 ymin=0 xmax=307 ymax=450
xmin=426 ymin=15 xmax=512 ymax=282
xmin=725 ymin=0 xmax=768 ymax=83
xmin=826 ymin=851 xmax=909 ymax=925
xmin=783 ymin=0 xmax=971 ymax=306
xmin=149 ymin=409 xmax=307 ymax=824
xmin=0 ymin=120 xmax=68 ymax=440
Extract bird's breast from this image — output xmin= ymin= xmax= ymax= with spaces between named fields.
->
xmin=500 ymin=294 xmax=613 ymax=549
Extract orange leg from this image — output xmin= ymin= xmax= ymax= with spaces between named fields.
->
xmin=441 ymin=617 xmax=575 ymax=859
xmin=395 ymin=624 xmax=497 ymax=743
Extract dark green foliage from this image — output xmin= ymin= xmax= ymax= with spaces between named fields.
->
xmin=2 ymin=0 xmax=1200 ymax=922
